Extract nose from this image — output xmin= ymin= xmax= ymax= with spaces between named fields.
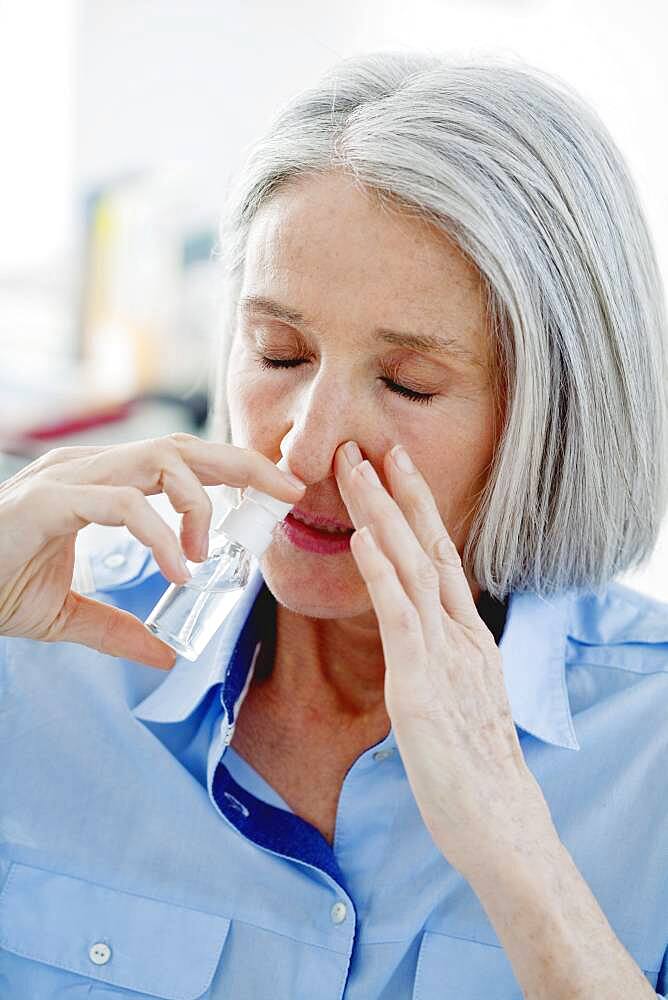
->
xmin=276 ymin=382 xmax=371 ymax=487
xmin=279 ymin=428 xmax=364 ymax=488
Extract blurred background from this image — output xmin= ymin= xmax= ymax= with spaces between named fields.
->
xmin=1 ymin=0 xmax=666 ymax=598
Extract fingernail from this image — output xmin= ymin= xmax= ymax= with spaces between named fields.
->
xmin=391 ymin=444 xmax=415 ymax=473
xmin=344 ymin=441 xmax=363 ymax=467
xmin=162 ymin=647 xmax=178 ymax=669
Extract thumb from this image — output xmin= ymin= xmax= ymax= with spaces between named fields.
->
xmin=56 ymin=591 xmax=178 ymax=670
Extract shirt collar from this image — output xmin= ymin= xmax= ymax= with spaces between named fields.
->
xmin=133 ymin=564 xmax=580 ymax=751
xmin=133 ymin=563 xmax=268 ymax=725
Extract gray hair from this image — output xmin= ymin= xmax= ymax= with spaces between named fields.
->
xmin=208 ymin=50 xmax=668 ymax=601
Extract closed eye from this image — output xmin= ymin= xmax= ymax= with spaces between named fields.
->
xmin=256 ymin=356 xmax=437 ymax=406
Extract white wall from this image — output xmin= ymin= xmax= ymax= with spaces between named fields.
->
xmin=74 ymin=0 xmax=667 ymax=272
xmin=4 ymin=0 xmax=664 ymax=297
xmin=0 ymin=0 xmax=77 ymax=275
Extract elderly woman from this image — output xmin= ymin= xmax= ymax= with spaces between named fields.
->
xmin=0 ymin=51 xmax=667 ymax=999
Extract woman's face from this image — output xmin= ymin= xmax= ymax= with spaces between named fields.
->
xmin=226 ymin=170 xmax=500 ymax=619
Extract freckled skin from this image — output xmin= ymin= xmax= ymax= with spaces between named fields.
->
xmin=225 ymin=169 xmax=500 ymax=726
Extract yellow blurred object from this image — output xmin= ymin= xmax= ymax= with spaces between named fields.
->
xmin=133 ymin=323 xmax=162 ymax=393
xmin=78 ymin=168 xmax=217 ymax=401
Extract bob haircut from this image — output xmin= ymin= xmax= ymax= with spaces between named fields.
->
xmin=208 ymin=50 xmax=668 ymax=601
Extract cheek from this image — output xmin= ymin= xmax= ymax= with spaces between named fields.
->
xmin=226 ymin=354 xmax=283 ymax=445
xmin=226 ymin=347 xmax=261 ymax=410
xmin=411 ymin=406 xmax=497 ymax=522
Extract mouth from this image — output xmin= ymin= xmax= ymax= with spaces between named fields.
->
xmin=289 ymin=507 xmax=353 ymax=533
xmin=281 ymin=510 xmax=354 ymax=554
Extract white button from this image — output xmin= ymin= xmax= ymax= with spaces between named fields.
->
xmin=330 ymin=901 xmax=347 ymax=924
xmin=89 ymin=942 xmax=111 ymax=965
xmin=373 ymin=749 xmax=394 ymax=762
xmin=103 ymin=553 xmax=127 ymax=569
xmin=223 ymin=792 xmax=250 ymax=817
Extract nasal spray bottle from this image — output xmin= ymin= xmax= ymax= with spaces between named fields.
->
xmin=145 ymin=449 xmax=297 ymax=661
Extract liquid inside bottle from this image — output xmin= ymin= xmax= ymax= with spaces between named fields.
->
xmin=144 ymin=448 xmax=298 ymax=661
xmin=145 ymin=536 xmax=253 ymax=661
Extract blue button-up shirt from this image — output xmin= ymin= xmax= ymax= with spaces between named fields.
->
xmin=1 ymin=525 xmax=667 ymax=998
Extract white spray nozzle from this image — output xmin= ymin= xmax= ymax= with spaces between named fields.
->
xmin=217 ymin=453 xmax=299 ymax=558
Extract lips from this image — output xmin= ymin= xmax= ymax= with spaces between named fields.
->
xmin=289 ymin=507 xmax=353 ymax=533
xmin=282 ymin=513 xmax=353 ymax=554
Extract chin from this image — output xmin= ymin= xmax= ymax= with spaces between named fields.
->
xmin=259 ymin=543 xmax=372 ymax=619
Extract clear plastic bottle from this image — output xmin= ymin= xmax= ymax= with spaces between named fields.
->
xmin=144 ymin=455 xmax=297 ymax=661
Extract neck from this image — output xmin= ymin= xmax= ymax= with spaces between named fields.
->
xmin=260 ymin=603 xmax=388 ymax=727
xmin=250 ymin=571 xmax=485 ymax=731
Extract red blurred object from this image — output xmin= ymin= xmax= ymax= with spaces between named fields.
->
xmin=20 ymin=399 xmax=137 ymax=441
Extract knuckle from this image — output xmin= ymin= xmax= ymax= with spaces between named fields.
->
xmin=430 ymin=533 xmax=460 ymax=568
xmin=415 ymin=556 xmax=439 ymax=591
xmin=158 ymin=436 xmax=183 ymax=462
xmin=98 ymin=607 xmax=123 ymax=657
xmin=413 ymin=493 xmax=434 ymax=518
xmin=148 ymin=434 xmax=186 ymax=468
xmin=166 ymin=431 xmax=198 ymax=448
xmin=39 ymin=446 xmax=77 ymax=467
xmin=392 ymin=604 xmax=421 ymax=633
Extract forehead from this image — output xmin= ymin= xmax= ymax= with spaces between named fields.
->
xmin=245 ymin=171 xmax=480 ymax=292
xmin=242 ymin=171 xmax=491 ymax=368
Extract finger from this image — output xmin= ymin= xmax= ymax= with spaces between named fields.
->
xmin=47 ymin=483 xmax=192 ymax=585
xmin=168 ymin=436 xmax=306 ymax=499
xmin=335 ymin=447 xmax=445 ymax=648
xmin=53 ymin=591 xmax=177 ymax=669
xmin=157 ymin=439 xmax=305 ymax=560
xmin=41 ymin=435 xmax=306 ymax=505
xmin=331 ymin=446 xmax=367 ymax=529
xmin=384 ymin=445 xmax=482 ymax=630
xmin=40 ymin=443 xmax=214 ymax=564
xmin=349 ymin=525 xmax=426 ymax=669
xmin=37 ymin=438 xmax=306 ymax=566
xmin=158 ymin=459 xmax=214 ymax=563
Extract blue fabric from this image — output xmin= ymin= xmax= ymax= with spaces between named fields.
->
xmin=1 ymin=523 xmax=667 ymax=998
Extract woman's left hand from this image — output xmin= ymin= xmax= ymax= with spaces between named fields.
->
xmin=334 ymin=441 xmax=554 ymax=881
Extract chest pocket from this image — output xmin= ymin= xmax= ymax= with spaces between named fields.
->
xmin=0 ymin=862 xmax=231 ymax=999
xmin=413 ymin=929 xmax=661 ymax=999
xmin=413 ymin=930 xmax=522 ymax=999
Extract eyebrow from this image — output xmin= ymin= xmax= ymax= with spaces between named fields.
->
xmin=238 ymin=294 xmax=484 ymax=368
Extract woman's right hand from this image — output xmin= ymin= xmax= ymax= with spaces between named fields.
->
xmin=0 ymin=433 xmax=305 ymax=669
